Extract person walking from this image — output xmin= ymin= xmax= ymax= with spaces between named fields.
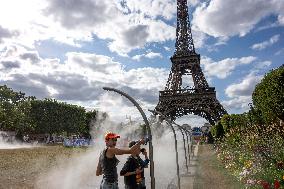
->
xmin=120 ymin=141 xmax=150 ymax=189
xmin=96 ymin=132 xmax=144 ymax=189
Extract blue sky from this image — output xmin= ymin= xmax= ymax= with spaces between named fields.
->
xmin=0 ymin=0 xmax=283 ymax=126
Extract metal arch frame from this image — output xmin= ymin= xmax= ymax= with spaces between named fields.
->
xmin=103 ymin=87 xmax=155 ymax=189
xmin=173 ymin=124 xmax=188 ymax=173
xmin=164 ymin=120 xmax=192 ymax=173
xmin=172 ymin=123 xmax=191 ymax=173
xmin=181 ymin=125 xmax=192 ymax=164
xmin=149 ymin=109 xmax=181 ymax=189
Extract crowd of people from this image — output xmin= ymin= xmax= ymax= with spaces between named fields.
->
xmin=96 ymin=132 xmax=149 ymax=189
xmin=63 ymin=136 xmax=92 ymax=147
xmin=22 ymin=134 xmax=93 ymax=147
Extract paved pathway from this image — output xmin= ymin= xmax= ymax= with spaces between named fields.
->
xmin=180 ymin=143 xmax=199 ymax=189
xmin=179 ymin=144 xmax=244 ymax=189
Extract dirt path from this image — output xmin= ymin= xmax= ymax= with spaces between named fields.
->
xmin=192 ymin=144 xmax=244 ymax=189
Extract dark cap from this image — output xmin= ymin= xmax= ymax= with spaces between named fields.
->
xmin=128 ymin=141 xmax=137 ymax=148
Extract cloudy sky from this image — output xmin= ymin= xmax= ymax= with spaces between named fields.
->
xmin=0 ymin=0 xmax=283 ymax=126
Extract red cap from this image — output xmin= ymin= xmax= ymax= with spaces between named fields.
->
xmin=105 ymin=132 xmax=120 ymax=141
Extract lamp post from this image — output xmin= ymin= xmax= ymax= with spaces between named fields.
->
xmin=149 ymin=109 xmax=181 ymax=189
xmin=103 ymin=87 xmax=155 ymax=189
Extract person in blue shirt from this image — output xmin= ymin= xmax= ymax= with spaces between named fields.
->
xmin=120 ymin=141 xmax=150 ymax=189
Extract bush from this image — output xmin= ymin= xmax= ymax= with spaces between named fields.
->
xmin=212 ymin=121 xmax=225 ymax=139
xmin=253 ymin=65 xmax=284 ymax=123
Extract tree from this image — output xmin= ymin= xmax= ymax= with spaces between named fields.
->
xmin=30 ymin=99 xmax=88 ymax=135
xmin=213 ymin=121 xmax=225 ymax=139
xmin=0 ymin=85 xmax=33 ymax=133
xmin=221 ymin=114 xmax=231 ymax=132
xmin=0 ymin=85 xmax=100 ymax=137
xmin=0 ymin=85 xmax=26 ymax=104
xmin=252 ymin=65 xmax=284 ymax=123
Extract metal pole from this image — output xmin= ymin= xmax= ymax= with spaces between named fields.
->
xmin=149 ymin=109 xmax=181 ymax=189
xmin=182 ymin=127 xmax=191 ymax=165
xmin=175 ymin=125 xmax=188 ymax=173
xmin=103 ymin=87 xmax=155 ymax=189
xmin=181 ymin=124 xmax=194 ymax=157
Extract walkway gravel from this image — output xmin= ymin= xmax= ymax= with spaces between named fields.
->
xmin=180 ymin=144 xmax=244 ymax=189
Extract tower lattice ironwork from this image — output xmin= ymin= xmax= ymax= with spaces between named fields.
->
xmin=155 ymin=0 xmax=227 ymax=125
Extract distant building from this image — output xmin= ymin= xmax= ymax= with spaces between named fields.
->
xmin=201 ymin=123 xmax=212 ymax=133
xmin=182 ymin=124 xmax=191 ymax=130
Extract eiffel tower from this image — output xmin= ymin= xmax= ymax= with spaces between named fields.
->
xmin=155 ymin=0 xmax=227 ymax=125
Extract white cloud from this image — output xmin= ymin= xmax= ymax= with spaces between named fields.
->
xmin=175 ymin=114 xmax=208 ymax=128
xmin=0 ymin=0 xmax=212 ymax=57
xmin=275 ymin=48 xmax=284 ymax=56
xmin=0 ymin=0 xmax=94 ymax=48
xmin=188 ymin=0 xmax=202 ymax=7
xmin=44 ymin=0 xmax=177 ymax=56
xmin=201 ymin=56 xmax=257 ymax=79
xmin=255 ymin=22 xmax=280 ymax=32
xmin=0 ymin=26 xmax=19 ymax=43
xmin=251 ymin=34 xmax=280 ymax=50
xmin=124 ymin=0 xmax=176 ymax=20
xmin=254 ymin=61 xmax=272 ymax=71
xmin=95 ymin=92 xmax=157 ymax=122
xmin=223 ymin=73 xmax=263 ymax=112
xmin=132 ymin=51 xmax=162 ymax=61
xmin=222 ymin=96 xmax=252 ymax=113
xmin=0 ymin=0 xmax=178 ymax=56
xmin=145 ymin=52 xmax=162 ymax=59
xmin=192 ymin=0 xmax=284 ymax=38
xmin=0 ymin=0 xmax=282 ymax=57
xmin=191 ymin=27 xmax=209 ymax=49
xmin=0 ymin=45 xmax=169 ymax=120
xmin=164 ymin=46 xmax=171 ymax=51
xmin=278 ymin=15 xmax=284 ymax=25
xmin=132 ymin=54 xmax=144 ymax=61
xmin=225 ymin=73 xmax=262 ymax=98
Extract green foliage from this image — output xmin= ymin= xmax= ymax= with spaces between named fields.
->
xmin=216 ymin=128 xmax=284 ymax=188
xmin=0 ymin=85 xmax=26 ymax=104
xmin=0 ymin=85 xmax=100 ymax=137
xmin=29 ymin=99 xmax=87 ymax=135
xmin=221 ymin=114 xmax=231 ymax=132
xmin=0 ymin=85 xmax=34 ymax=133
xmin=252 ymin=65 xmax=284 ymax=122
xmin=212 ymin=121 xmax=225 ymax=139
xmin=214 ymin=67 xmax=284 ymax=188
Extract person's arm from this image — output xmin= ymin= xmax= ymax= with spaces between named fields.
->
xmin=142 ymin=159 xmax=150 ymax=168
xmin=139 ymin=157 xmax=150 ymax=168
xmin=120 ymin=159 xmax=130 ymax=176
xmin=140 ymin=150 xmax=150 ymax=168
xmin=96 ymin=160 xmax=102 ymax=176
xmin=123 ymin=168 xmax=143 ymax=176
xmin=120 ymin=159 xmax=143 ymax=176
xmin=107 ymin=139 xmax=144 ymax=156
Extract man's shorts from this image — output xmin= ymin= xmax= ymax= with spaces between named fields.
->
xmin=100 ymin=179 xmax=119 ymax=189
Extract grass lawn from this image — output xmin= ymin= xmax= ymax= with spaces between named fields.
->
xmin=0 ymin=146 xmax=88 ymax=189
